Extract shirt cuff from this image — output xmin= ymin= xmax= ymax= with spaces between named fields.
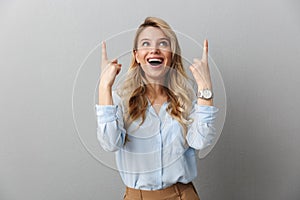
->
xmin=194 ymin=105 xmax=219 ymax=123
xmin=95 ymin=104 xmax=118 ymax=123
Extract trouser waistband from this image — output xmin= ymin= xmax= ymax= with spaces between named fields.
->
xmin=125 ymin=182 xmax=193 ymax=199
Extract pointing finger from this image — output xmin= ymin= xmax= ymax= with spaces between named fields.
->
xmin=202 ymin=39 xmax=208 ymax=61
xmin=102 ymin=41 xmax=108 ymax=61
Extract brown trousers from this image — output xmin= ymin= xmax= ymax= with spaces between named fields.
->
xmin=123 ymin=182 xmax=200 ymax=200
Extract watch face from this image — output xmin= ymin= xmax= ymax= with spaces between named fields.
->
xmin=203 ymin=89 xmax=212 ymax=99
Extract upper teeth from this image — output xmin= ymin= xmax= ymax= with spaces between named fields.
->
xmin=148 ymin=58 xmax=162 ymax=62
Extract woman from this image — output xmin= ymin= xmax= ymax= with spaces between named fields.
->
xmin=96 ymin=17 xmax=218 ymax=200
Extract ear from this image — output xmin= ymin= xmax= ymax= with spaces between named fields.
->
xmin=133 ymin=50 xmax=140 ymax=64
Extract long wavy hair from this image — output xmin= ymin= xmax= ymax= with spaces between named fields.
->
xmin=118 ymin=17 xmax=195 ymax=142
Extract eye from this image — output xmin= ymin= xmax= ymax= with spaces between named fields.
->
xmin=142 ymin=41 xmax=150 ymax=47
xmin=159 ymin=41 xmax=169 ymax=47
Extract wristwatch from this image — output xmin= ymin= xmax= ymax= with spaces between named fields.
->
xmin=197 ymin=89 xmax=213 ymax=100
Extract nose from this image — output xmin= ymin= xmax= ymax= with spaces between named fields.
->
xmin=150 ymin=45 xmax=160 ymax=54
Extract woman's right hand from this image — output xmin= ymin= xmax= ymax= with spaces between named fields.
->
xmin=99 ymin=41 xmax=122 ymax=88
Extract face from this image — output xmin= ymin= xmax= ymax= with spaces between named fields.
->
xmin=134 ymin=26 xmax=172 ymax=84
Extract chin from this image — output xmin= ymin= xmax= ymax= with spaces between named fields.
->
xmin=142 ymin=66 xmax=169 ymax=84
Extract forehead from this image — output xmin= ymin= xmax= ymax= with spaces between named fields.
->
xmin=138 ymin=26 xmax=168 ymax=40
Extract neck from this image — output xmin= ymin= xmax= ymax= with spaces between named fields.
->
xmin=146 ymin=83 xmax=166 ymax=99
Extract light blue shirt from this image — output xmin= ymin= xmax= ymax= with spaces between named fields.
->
xmin=95 ymin=92 xmax=218 ymax=190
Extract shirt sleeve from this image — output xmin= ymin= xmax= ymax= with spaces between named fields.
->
xmin=186 ymin=104 xmax=219 ymax=150
xmin=95 ymin=92 xmax=126 ymax=152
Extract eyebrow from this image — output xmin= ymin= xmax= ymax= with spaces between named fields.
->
xmin=140 ymin=37 xmax=170 ymax=41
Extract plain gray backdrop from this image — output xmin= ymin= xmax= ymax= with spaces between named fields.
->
xmin=1 ymin=0 xmax=300 ymax=199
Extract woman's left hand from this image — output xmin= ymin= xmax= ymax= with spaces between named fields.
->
xmin=189 ymin=39 xmax=212 ymax=90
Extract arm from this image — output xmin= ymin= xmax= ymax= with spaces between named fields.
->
xmin=96 ymin=42 xmax=125 ymax=152
xmin=187 ymin=39 xmax=218 ymax=149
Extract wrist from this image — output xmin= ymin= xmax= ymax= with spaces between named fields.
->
xmin=98 ymin=84 xmax=113 ymax=105
xmin=197 ymin=84 xmax=212 ymax=91
xmin=197 ymin=98 xmax=213 ymax=106
xmin=99 ymin=81 xmax=112 ymax=91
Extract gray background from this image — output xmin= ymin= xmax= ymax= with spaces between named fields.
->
xmin=1 ymin=0 xmax=299 ymax=199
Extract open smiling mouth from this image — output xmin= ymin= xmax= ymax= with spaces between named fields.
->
xmin=147 ymin=58 xmax=164 ymax=67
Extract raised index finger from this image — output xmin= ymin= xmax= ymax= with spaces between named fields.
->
xmin=202 ymin=39 xmax=208 ymax=61
xmin=102 ymin=41 xmax=108 ymax=61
